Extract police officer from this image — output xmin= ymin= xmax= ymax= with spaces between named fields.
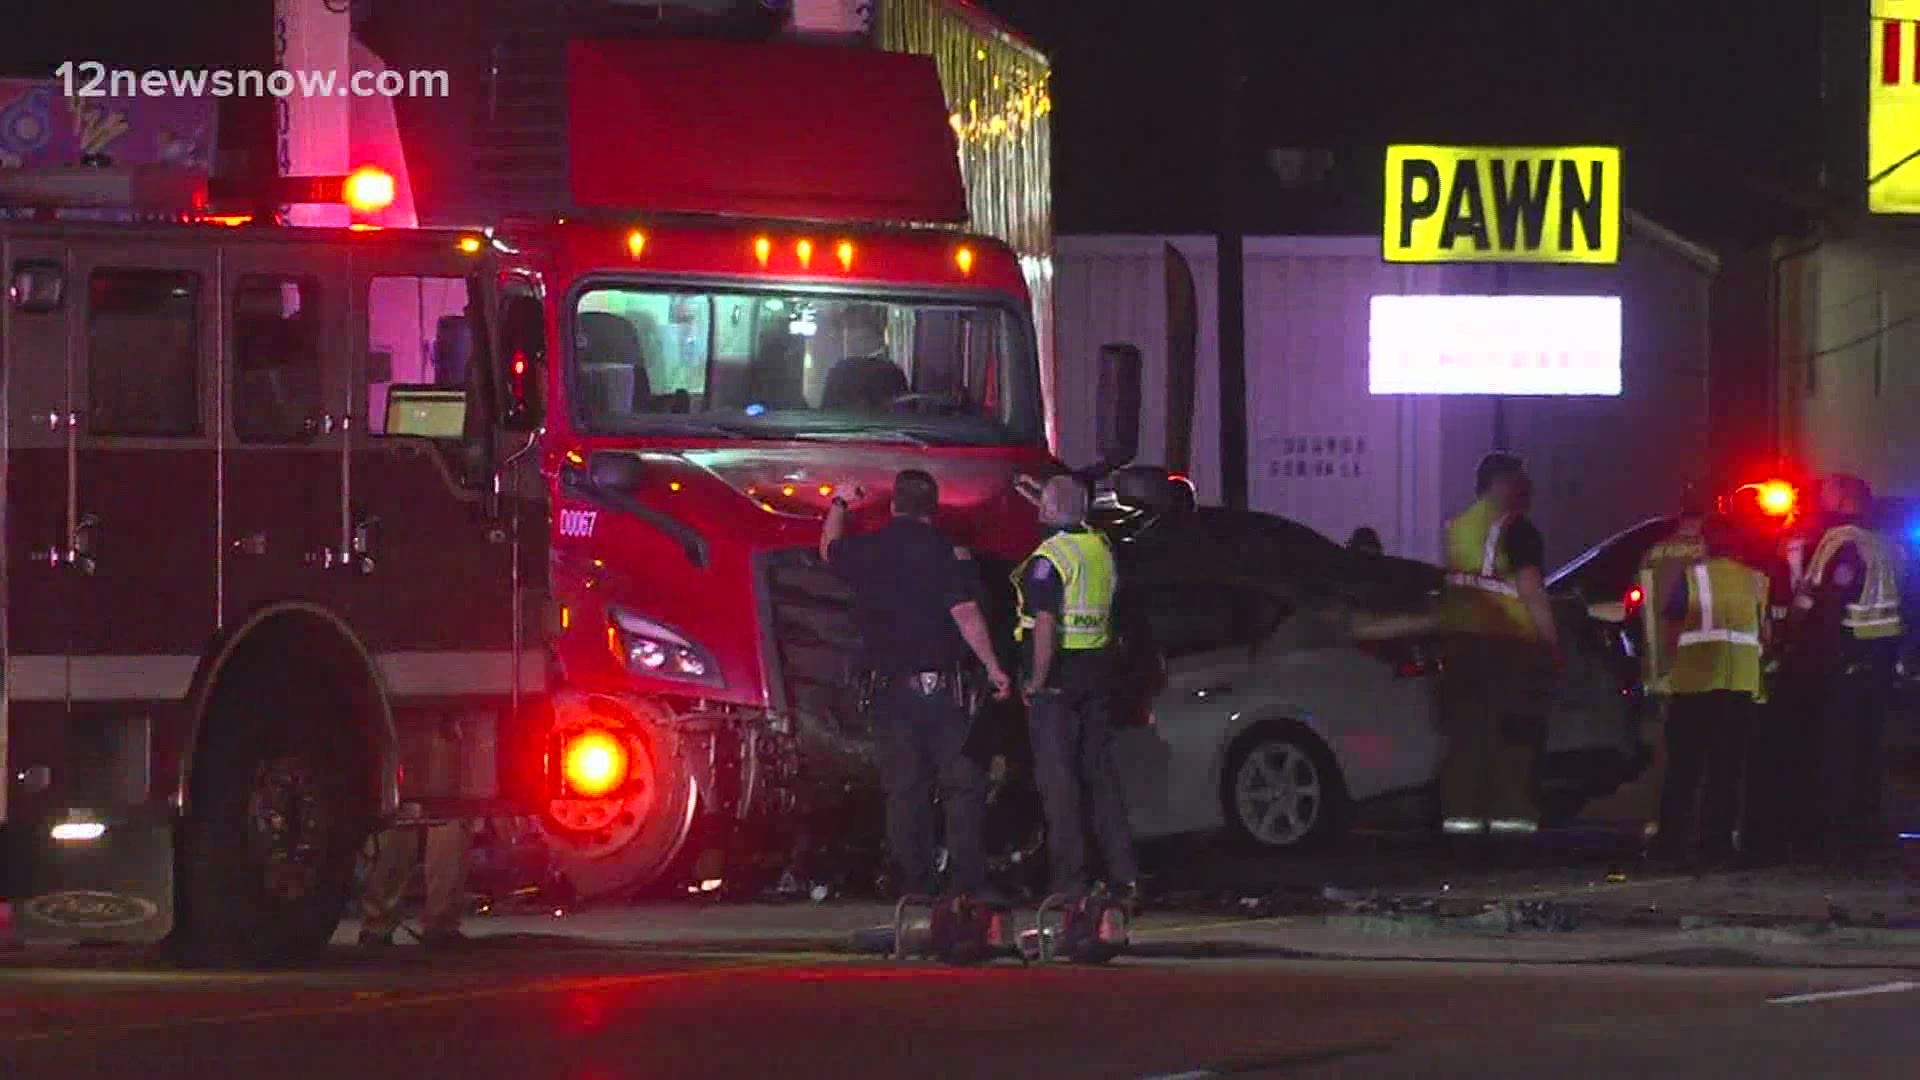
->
xmin=359 ymin=820 xmax=471 ymax=948
xmin=821 ymin=469 xmax=1012 ymax=898
xmin=1437 ymin=452 xmax=1562 ymax=846
xmin=1015 ymin=475 xmax=1140 ymax=902
xmin=1790 ymin=473 xmax=1904 ymax=863
xmin=1637 ymin=492 xmax=1708 ymax=697
xmin=1651 ymin=513 xmax=1769 ymax=868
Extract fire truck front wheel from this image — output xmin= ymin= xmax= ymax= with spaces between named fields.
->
xmin=176 ymin=670 xmax=370 ymax=965
xmin=539 ymin=699 xmax=698 ymax=901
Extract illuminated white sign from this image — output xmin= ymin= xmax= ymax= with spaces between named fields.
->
xmin=1368 ymin=294 xmax=1621 ymax=396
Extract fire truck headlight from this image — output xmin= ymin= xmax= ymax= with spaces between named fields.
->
xmin=608 ymin=608 xmax=723 ymax=687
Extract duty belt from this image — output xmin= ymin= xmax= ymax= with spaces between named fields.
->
xmin=863 ymin=665 xmax=979 ymax=710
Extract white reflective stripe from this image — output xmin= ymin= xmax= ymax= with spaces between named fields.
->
xmin=5 ymin=655 xmax=199 ymax=703
xmin=1444 ymin=571 xmax=1518 ymax=597
xmin=377 ymin=651 xmax=547 ymax=698
xmin=1692 ymin=563 xmax=1715 ymax=634
xmin=1676 ymin=629 xmax=1761 ymax=647
xmin=1488 ymin=819 xmax=1539 ymax=834
xmin=1481 ymin=517 xmax=1506 ymax=576
xmin=4 ymin=651 xmax=545 ymax=704
xmin=1442 ymin=818 xmax=1487 ymax=834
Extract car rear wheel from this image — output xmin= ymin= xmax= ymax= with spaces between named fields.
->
xmin=1221 ymin=724 xmax=1348 ymax=851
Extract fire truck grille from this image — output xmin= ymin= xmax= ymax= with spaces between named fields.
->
xmin=760 ymin=550 xmax=870 ymax=743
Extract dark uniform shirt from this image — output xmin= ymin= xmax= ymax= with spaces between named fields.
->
xmin=1019 ymin=526 xmax=1110 ymax=693
xmin=1803 ymin=517 xmax=1878 ymax=670
xmin=828 ymin=516 xmax=978 ymax=676
xmin=1501 ymin=516 xmax=1546 ymax=578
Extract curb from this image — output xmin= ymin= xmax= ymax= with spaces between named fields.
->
xmin=1300 ymin=911 xmax=1920 ymax=947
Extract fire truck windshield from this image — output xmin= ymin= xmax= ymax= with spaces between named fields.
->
xmin=568 ymin=285 xmax=1043 ymax=446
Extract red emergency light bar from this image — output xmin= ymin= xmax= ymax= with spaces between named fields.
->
xmin=0 ymin=165 xmax=396 ymax=224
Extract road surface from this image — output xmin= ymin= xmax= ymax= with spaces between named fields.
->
xmin=2 ymin=936 xmax=1916 ymax=1078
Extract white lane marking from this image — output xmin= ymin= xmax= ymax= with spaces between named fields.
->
xmin=1768 ymin=981 xmax=1920 ymax=1006
xmin=1140 ymin=1073 xmax=1215 ymax=1080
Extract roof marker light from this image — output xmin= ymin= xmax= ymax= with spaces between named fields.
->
xmin=795 ymin=239 xmax=813 ymax=269
xmin=754 ymin=236 xmax=772 ymax=267
xmin=955 ymin=246 xmax=975 ymax=274
xmin=342 ymin=166 xmax=395 ymax=213
xmin=836 ymin=241 xmax=855 ymax=271
xmin=457 ymin=236 xmax=483 ymax=254
xmin=627 ymin=230 xmax=647 ymax=258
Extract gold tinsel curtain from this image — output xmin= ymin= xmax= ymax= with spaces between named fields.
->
xmin=875 ymin=0 xmax=1052 ymax=259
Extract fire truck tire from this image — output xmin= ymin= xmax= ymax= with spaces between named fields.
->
xmin=175 ymin=671 xmax=368 ymax=966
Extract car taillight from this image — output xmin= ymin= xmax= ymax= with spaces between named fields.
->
xmin=1625 ymin=585 xmax=1643 ymax=611
xmin=1359 ymin=640 xmax=1435 ymax=678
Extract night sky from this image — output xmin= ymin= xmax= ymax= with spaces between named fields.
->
xmin=1 ymin=0 xmax=1839 ymax=245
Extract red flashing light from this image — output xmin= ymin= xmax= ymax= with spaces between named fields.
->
xmin=342 ymin=166 xmax=396 ymax=213
xmin=1757 ymin=481 xmax=1795 ymax=516
xmin=560 ymin=729 xmax=629 ymax=799
xmin=1626 ymin=585 xmax=1644 ymax=609
xmin=1734 ymin=480 xmax=1797 ymax=518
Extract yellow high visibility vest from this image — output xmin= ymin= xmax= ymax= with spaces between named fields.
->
xmin=1669 ymin=557 xmax=1768 ymax=699
xmin=1804 ymin=525 xmax=1904 ymax=640
xmin=1438 ymin=498 xmax=1536 ymax=639
xmin=1013 ymin=529 xmax=1117 ymax=651
xmin=1637 ymin=532 xmax=1707 ymax=694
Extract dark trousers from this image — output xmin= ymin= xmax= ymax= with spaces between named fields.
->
xmin=1027 ymin=687 xmax=1139 ymax=894
xmin=873 ymin=677 xmax=987 ymax=897
xmin=1655 ymin=690 xmax=1753 ymax=864
xmin=1743 ymin=677 xmax=1818 ymax=863
xmin=1437 ymin=635 xmax=1549 ymax=831
xmin=1818 ymin=666 xmax=1893 ymax=849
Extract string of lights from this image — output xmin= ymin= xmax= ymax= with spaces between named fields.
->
xmin=877 ymin=0 xmax=1051 ymax=257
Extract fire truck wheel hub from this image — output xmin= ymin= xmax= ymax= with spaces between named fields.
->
xmin=244 ymin=753 xmax=331 ymax=904
xmin=543 ymin=724 xmax=657 ymax=859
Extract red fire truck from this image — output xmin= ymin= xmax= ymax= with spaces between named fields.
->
xmin=1 ymin=34 xmax=1128 ymax=955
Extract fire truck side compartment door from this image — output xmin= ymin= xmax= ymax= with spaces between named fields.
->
xmin=3 ymin=235 xmax=75 ymax=830
xmin=66 ymin=242 xmax=219 ymax=807
xmin=219 ymin=237 xmax=353 ymax=632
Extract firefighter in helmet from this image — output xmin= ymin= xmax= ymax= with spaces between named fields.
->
xmin=1651 ymin=512 xmax=1770 ymax=867
xmin=1436 ymin=452 xmax=1562 ymax=848
xmin=1786 ymin=473 xmax=1905 ymax=863
xmin=1636 ymin=486 xmax=1709 ymax=696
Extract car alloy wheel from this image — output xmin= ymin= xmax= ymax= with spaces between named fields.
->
xmin=1231 ymin=740 xmax=1324 ymax=848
